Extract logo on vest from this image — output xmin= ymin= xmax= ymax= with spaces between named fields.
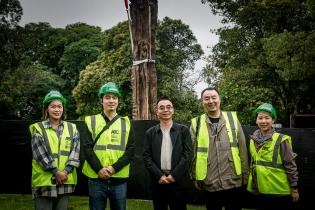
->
xmin=111 ymin=130 xmax=119 ymax=134
xmin=111 ymin=130 xmax=119 ymax=142
xmin=262 ymin=146 xmax=270 ymax=151
xmin=65 ymin=137 xmax=71 ymax=149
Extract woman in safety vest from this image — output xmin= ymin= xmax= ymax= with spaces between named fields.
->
xmin=247 ymin=103 xmax=299 ymax=209
xmin=29 ymin=90 xmax=80 ymax=210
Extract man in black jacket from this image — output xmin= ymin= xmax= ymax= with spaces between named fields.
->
xmin=143 ymin=96 xmax=193 ymax=210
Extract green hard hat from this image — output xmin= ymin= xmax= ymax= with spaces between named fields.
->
xmin=98 ymin=82 xmax=121 ymax=98
xmin=43 ymin=90 xmax=67 ymax=108
xmin=254 ymin=103 xmax=277 ymax=119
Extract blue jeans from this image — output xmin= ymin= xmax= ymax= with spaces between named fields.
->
xmin=88 ymin=179 xmax=127 ymax=210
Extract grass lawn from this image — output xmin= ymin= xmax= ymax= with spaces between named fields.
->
xmin=0 ymin=194 xmax=206 ymax=210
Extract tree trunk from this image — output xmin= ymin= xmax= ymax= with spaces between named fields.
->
xmin=130 ymin=0 xmax=157 ymax=120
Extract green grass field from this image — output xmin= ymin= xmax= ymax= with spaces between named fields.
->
xmin=0 ymin=194 xmax=206 ymax=210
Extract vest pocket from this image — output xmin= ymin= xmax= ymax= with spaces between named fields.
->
xmin=258 ymin=167 xmax=289 ymax=194
xmin=220 ymin=151 xmax=235 ymax=179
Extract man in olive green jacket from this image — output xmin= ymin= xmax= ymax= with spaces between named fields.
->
xmin=190 ymin=87 xmax=249 ymax=210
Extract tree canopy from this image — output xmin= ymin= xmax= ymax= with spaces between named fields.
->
xmin=73 ymin=18 xmax=204 ymax=120
xmin=202 ymin=0 xmax=315 ymax=126
xmin=0 ymin=0 xmax=23 ymax=74
xmin=0 ymin=0 xmax=204 ymax=121
xmin=0 ymin=64 xmax=65 ymax=119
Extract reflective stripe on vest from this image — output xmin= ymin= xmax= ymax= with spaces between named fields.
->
xmin=30 ymin=121 xmax=77 ymax=187
xmin=247 ymin=133 xmax=292 ymax=195
xmin=221 ymin=111 xmax=242 ymax=175
xmin=191 ymin=111 xmax=242 ymax=180
xmin=191 ymin=114 xmax=208 ymax=180
xmin=82 ymin=114 xmax=131 ymax=178
xmin=91 ymin=115 xmax=96 ymax=139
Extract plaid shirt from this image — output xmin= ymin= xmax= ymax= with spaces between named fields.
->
xmin=31 ymin=119 xmax=80 ymax=198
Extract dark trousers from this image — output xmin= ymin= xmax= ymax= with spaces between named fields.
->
xmin=35 ymin=195 xmax=69 ymax=210
xmin=205 ymin=187 xmax=245 ymax=210
xmin=151 ymin=182 xmax=187 ymax=210
xmin=247 ymin=193 xmax=300 ymax=210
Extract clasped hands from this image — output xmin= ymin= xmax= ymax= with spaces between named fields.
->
xmin=54 ymin=170 xmax=68 ymax=185
xmin=98 ymin=166 xmax=115 ymax=180
xmin=158 ymin=174 xmax=175 ymax=184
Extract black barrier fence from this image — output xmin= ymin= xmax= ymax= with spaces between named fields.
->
xmin=0 ymin=120 xmax=314 ymax=209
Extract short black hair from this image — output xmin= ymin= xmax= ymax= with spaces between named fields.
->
xmin=201 ymin=87 xmax=220 ymax=98
xmin=157 ymin=96 xmax=173 ymax=105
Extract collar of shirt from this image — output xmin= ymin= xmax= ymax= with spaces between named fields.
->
xmin=43 ymin=118 xmax=64 ymax=129
xmin=251 ymin=128 xmax=275 ymax=145
xmin=101 ymin=112 xmax=111 ymax=123
xmin=205 ymin=114 xmax=221 ymax=124
xmin=205 ymin=114 xmax=223 ymax=134
xmin=154 ymin=122 xmax=175 ymax=133
xmin=160 ymin=122 xmax=173 ymax=133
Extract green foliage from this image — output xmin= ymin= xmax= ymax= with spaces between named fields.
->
xmin=73 ymin=22 xmax=132 ymax=118
xmin=203 ymin=0 xmax=313 ymax=32
xmin=156 ymin=17 xmax=204 ymax=90
xmin=1 ymin=21 xmax=102 ymax=75
xmin=59 ymin=38 xmax=102 ymax=88
xmin=158 ymin=80 xmax=203 ymax=121
xmin=64 ymin=22 xmax=102 ymax=43
xmin=60 ymin=23 xmax=103 ymax=83
xmin=37 ymin=28 xmax=68 ymax=74
xmin=218 ymin=67 xmax=282 ymax=125
xmin=202 ymin=27 xmax=251 ymax=86
xmin=202 ymin=0 xmax=315 ymax=126
xmin=155 ymin=17 xmax=204 ymax=120
xmin=0 ymin=20 xmax=103 ymax=92
xmin=0 ymin=0 xmax=23 ymax=26
xmin=0 ymin=194 xmax=206 ymax=210
xmin=261 ymin=31 xmax=315 ymax=115
xmin=1 ymin=5 xmax=204 ymax=121
xmin=28 ymin=22 xmax=102 ymax=75
xmin=21 ymin=22 xmax=56 ymax=67
xmin=262 ymin=32 xmax=315 ymax=80
xmin=0 ymin=0 xmax=23 ymax=73
xmin=0 ymin=64 xmax=65 ymax=119
xmin=73 ymin=19 xmax=204 ymax=120
xmin=0 ymin=25 xmax=25 ymax=74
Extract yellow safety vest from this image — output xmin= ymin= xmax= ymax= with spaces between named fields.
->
xmin=29 ymin=121 xmax=77 ymax=187
xmin=82 ymin=114 xmax=131 ymax=178
xmin=247 ymin=132 xmax=293 ymax=195
xmin=191 ymin=112 xmax=242 ymax=180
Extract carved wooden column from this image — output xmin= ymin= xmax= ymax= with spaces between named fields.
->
xmin=130 ymin=0 xmax=158 ymax=120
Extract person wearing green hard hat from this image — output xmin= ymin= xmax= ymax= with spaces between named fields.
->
xmin=42 ymin=90 xmax=67 ymax=119
xmin=82 ymin=82 xmax=135 ymax=210
xmin=247 ymin=103 xmax=299 ymax=209
xmin=29 ymin=90 xmax=80 ymax=210
xmin=98 ymin=82 xmax=122 ymax=98
xmin=253 ymin=102 xmax=277 ymax=120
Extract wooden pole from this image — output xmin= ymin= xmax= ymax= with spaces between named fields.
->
xmin=130 ymin=0 xmax=157 ymax=120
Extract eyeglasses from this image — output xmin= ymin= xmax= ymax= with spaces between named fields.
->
xmin=158 ymin=105 xmax=173 ymax=111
